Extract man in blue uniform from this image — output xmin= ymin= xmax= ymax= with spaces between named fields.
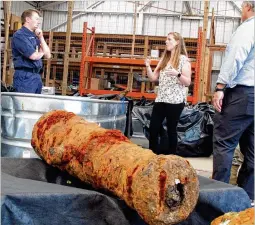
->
xmin=12 ymin=9 xmax=51 ymax=93
xmin=212 ymin=1 xmax=254 ymax=201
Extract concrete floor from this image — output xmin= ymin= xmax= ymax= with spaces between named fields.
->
xmin=130 ymin=136 xmax=213 ymax=178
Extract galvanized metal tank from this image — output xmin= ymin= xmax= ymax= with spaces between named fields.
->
xmin=1 ymin=93 xmax=128 ymax=158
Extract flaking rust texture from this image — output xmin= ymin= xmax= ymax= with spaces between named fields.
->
xmin=32 ymin=110 xmax=199 ymax=225
xmin=211 ymin=208 xmax=254 ymax=225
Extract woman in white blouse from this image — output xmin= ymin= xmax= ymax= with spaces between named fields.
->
xmin=145 ymin=32 xmax=192 ymax=155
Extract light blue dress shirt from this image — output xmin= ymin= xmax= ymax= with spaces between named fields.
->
xmin=217 ymin=16 xmax=254 ymax=88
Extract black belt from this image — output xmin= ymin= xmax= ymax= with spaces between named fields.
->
xmin=235 ymin=85 xmax=254 ymax=89
xmin=15 ymin=67 xmax=41 ymax=74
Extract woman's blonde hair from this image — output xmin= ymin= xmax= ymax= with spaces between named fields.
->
xmin=159 ymin=32 xmax=188 ymax=70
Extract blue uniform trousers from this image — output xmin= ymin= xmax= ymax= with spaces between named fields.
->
xmin=213 ymin=85 xmax=254 ymax=200
xmin=13 ymin=70 xmax=42 ymax=94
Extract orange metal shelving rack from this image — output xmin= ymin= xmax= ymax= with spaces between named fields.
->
xmin=79 ymin=22 xmax=202 ymax=104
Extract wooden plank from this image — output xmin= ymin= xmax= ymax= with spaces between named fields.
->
xmin=7 ymin=48 xmax=14 ymax=85
xmin=142 ymin=36 xmax=149 ymax=93
xmin=92 ymin=68 xmax=96 ymax=79
xmin=206 ymin=50 xmax=214 ymax=98
xmin=41 ymin=70 xmax=45 ymax=80
xmin=52 ymin=66 xmax=56 ymax=87
xmin=131 ymin=2 xmax=137 ymax=58
xmin=43 ymin=40 xmax=196 ymax=58
xmin=96 ymin=69 xmax=140 ymax=75
xmin=115 ymin=49 xmax=120 ymax=58
xmin=207 ymin=45 xmax=226 ymax=51
xmin=83 ymin=56 xmax=196 ymax=68
xmin=85 ymin=33 xmax=91 ymax=89
xmin=2 ymin=1 xmax=11 ymax=83
xmin=52 ymin=39 xmax=58 ymax=87
xmin=97 ymin=42 xmax=145 ymax=48
xmin=62 ymin=0 xmax=74 ymax=95
xmin=198 ymin=0 xmax=209 ymax=101
xmin=193 ymin=27 xmax=203 ymax=104
xmin=10 ymin=14 xmax=22 ymax=30
xmin=84 ymin=56 xmax=158 ymax=66
xmin=54 ymin=40 xmax=59 ymax=58
xmin=93 ymin=64 xmax=141 ymax=69
xmin=47 ymin=58 xmax=196 ymax=70
xmin=8 ymin=30 xmax=198 ymax=43
xmin=100 ymin=69 xmax=105 ymax=89
xmin=84 ymin=62 xmax=89 ymax=88
xmin=209 ymin=8 xmax=215 ymax=45
xmin=45 ymin=31 xmax=53 ymax=86
xmin=103 ymin=43 xmax=107 ymax=56
xmin=91 ymin=33 xmax=96 ymax=86
xmin=201 ymin=47 xmax=210 ymax=102
xmin=70 ymin=71 xmax=73 ymax=84
xmin=71 ymin=47 xmax=76 ymax=58
xmin=146 ymin=81 xmax=151 ymax=93
xmin=127 ymin=1 xmax=138 ymax=92
xmin=79 ymin=22 xmax=87 ymax=93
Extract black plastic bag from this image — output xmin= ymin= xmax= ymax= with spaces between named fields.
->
xmin=1 ymin=82 xmax=15 ymax=92
xmin=132 ymin=102 xmax=215 ymax=157
xmin=176 ymin=103 xmax=215 ymax=157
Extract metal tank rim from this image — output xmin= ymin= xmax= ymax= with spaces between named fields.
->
xmin=1 ymin=92 xmax=129 ymax=104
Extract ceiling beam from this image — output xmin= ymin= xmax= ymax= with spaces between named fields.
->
xmin=137 ymin=1 xmax=153 ymax=12
xmin=48 ymin=1 xmax=105 ymax=31
xmin=44 ymin=10 xmax=241 ymax=19
xmin=48 ymin=12 xmax=84 ymax=31
xmin=184 ymin=1 xmax=193 ymax=15
xmin=230 ymin=1 xmax=242 ymax=14
xmin=87 ymin=1 xmax=105 ymax=10
xmin=39 ymin=1 xmax=66 ymax=10
xmin=25 ymin=1 xmax=37 ymax=8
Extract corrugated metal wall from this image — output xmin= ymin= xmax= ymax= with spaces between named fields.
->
xmin=41 ymin=1 xmax=241 ymax=42
xmin=10 ymin=1 xmax=241 ymax=72
xmin=11 ymin=1 xmax=35 ymax=17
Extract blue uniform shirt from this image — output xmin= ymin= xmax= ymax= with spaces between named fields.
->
xmin=12 ymin=26 xmax=42 ymax=69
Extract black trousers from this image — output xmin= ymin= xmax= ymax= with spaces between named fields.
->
xmin=149 ymin=102 xmax=184 ymax=155
xmin=213 ymin=85 xmax=254 ymax=200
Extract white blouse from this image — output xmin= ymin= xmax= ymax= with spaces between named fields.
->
xmin=155 ymin=55 xmax=189 ymax=104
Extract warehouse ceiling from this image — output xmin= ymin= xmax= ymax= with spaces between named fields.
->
xmin=25 ymin=1 xmax=66 ymax=9
xmin=26 ymin=1 xmax=242 ymax=12
xmin=23 ymin=0 xmax=243 ymax=18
